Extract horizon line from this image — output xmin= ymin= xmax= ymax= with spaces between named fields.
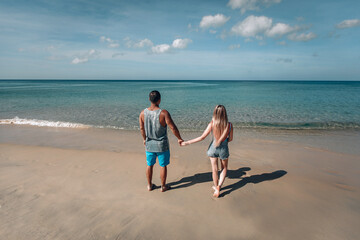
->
xmin=1 ymin=79 xmax=360 ymax=82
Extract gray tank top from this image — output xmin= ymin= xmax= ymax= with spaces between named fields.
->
xmin=144 ymin=108 xmax=169 ymax=152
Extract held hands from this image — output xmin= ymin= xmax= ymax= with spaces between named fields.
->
xmin=180 ymin=141 xmax=189 ymax=147
xmin=178 ymin=138 xmax=184 ymax=146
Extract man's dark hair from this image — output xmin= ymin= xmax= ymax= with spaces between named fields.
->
xmin=149 ymin=90 xmax=161 ymax=103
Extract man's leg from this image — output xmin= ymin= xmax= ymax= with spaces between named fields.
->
xmin=146 ymin=165 xmax=154 ymax=191
xmin=146 ymin=152 xmax=156 ymax=191
xmin=160 ymin=166 xmax=168 ymax=191
xmin=159 ymin=151 xmax=170 ymax=192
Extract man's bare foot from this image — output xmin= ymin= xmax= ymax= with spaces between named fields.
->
xmin=161 ymin=185 xmax=171 ymax=192
xmin=147 ymin=184 xmax=155 ymax=191
xmin=213 ymin=186 xmax=220 ymax=198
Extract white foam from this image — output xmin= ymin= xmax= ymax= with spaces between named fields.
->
xmin=0 ymin=117 xmax=91 ymax=129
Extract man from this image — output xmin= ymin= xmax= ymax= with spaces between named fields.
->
xmin=139 ymin=90 xmax=183 ymax=192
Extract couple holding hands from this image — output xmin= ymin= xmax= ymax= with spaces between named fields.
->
xmin=139 ymin=90 xmax=233 ymax=198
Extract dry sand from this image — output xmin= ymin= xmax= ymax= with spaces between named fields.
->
xmin=0 ymin=127 xmax=359 ymax=240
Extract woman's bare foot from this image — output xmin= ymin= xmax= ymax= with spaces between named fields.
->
xmin=212 ymin=185 xmax=217 ymax=192
xmin=147 ymin=184 xmax=154 ymax=191
xmin=213 ymin=186 xmax=220 ymax=198
xmin=161 ymin=185 xmax=171 ymax=192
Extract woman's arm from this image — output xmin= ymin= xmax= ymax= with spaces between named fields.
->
xmin=181 ymin=122 xmax=212 ymax=146
xmin=214 ymin=123 xmax=230 ymax=146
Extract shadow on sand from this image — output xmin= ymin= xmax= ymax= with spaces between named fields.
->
xmin=169 ymin=167 xmax=287 ymax=198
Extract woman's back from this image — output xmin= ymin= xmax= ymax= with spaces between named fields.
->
xmin=211 ymin=121 xmax=231 ymax=143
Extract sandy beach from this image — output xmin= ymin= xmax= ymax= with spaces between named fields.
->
xmin=0 ymin=125 xmax=359 ymax=239
xmin=1 ymin=0 xmax=360 ymax=237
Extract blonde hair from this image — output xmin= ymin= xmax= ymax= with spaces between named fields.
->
xmin=212 ymin=105 xmax=228 ymax=136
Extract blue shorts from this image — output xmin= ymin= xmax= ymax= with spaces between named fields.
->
xmin=146 ymin=150 xmax=170 ymax=167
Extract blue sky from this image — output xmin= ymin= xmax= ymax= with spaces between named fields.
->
xmin=0 ymin=0 xmax=359 ymax=80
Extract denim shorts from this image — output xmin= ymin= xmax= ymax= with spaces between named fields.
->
xmin=207 ymin=141 xmax=229 ymax=160
xmin=146 ymin=150 xmax=170 ymax=167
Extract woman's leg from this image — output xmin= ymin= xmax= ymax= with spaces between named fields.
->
xmin=210 ymin=157 xmax=221 ymax=197
xmin=218 ymin=158 xmax=228 ymax=188
xmin=210 ymin=157 xmax=219 ymax=188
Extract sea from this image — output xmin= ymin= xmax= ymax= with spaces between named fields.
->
xmin=1 ymin=80 xmax=359 ymax=131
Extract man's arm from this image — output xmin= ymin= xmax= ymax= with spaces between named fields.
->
xmin=139 ymin=110 xmax=146 ymax=145
xmin=228 ymin=123 xmax=233 ymax=142
xmin=162 ymin=110 xmax=183 ymax=144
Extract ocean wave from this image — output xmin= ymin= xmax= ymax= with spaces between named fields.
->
xmin=1 ymin=117 xmax=360 ymax=131
xmin=0 ymin=117 xmax=91 ymax=129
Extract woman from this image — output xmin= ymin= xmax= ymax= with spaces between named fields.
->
xmin=181 ymin=105 xmax=233 ymax=197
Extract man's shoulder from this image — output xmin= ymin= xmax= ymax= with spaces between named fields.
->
xmin=160 ymin=109 xmax=170 ymax=116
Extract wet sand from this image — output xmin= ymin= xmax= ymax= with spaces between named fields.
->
xmin=0 ymin=126 xmax=359 ymax=239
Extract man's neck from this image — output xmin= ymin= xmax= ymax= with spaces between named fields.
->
xmin=148 ymin=103 xmax=160 ymax=110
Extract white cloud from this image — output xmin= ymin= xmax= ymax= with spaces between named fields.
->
xmin=124 ymin=38 xmax=153 ymax=48
xmin=266 ymin=23 xmax=294 ymax=37
xmin=209 ymin=29 xmax=217 ymax=34
xmin=100 ymin=36 xmax=119 ymax=48
xmin=277 ymin=41 xmax=287 ymax=45
xmin=18 ymin=48 xmax=25 ymax=52
xmin=336 ymin=19 xmax=360 ymax=29
xmin=200 ymin=14 xmax=230 ymax=29
xmin=229 ymin=44 xmax=241 ymax=50
xmin=172 ymin=38 xmax=192 ymax=49
xmin=133 ymin=38 xmax=153 ymax=48
xmin=150 ymin=39 xmax=192 ymax=54
xmin=151 ymin=44 xmax=171 ymax=54
xmin=231 ymin=15 xmax=315 ymax=42
xmin=231 ymin=15 xmax=273 ymax=37
xmin=228 ymin=0 xmax=282 ymax=14
xmin=71 ymin=57 xmax=88 ymax=64
xmin=288 ymin=32 xmax=317 ymax=42
xmin=123 ymin=37 xmax=192 ymax=54
xmin=100 ymin=36 xmax=112 ymax=43
xmin=71 ymin=49 xmax=100 ymax=64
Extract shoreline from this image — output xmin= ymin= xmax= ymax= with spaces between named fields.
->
xmin=1 ymin=124 xmax=360 ymax=155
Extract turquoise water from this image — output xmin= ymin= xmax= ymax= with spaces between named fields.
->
xmin=1 ymin=80 xmax=360 ymax=131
